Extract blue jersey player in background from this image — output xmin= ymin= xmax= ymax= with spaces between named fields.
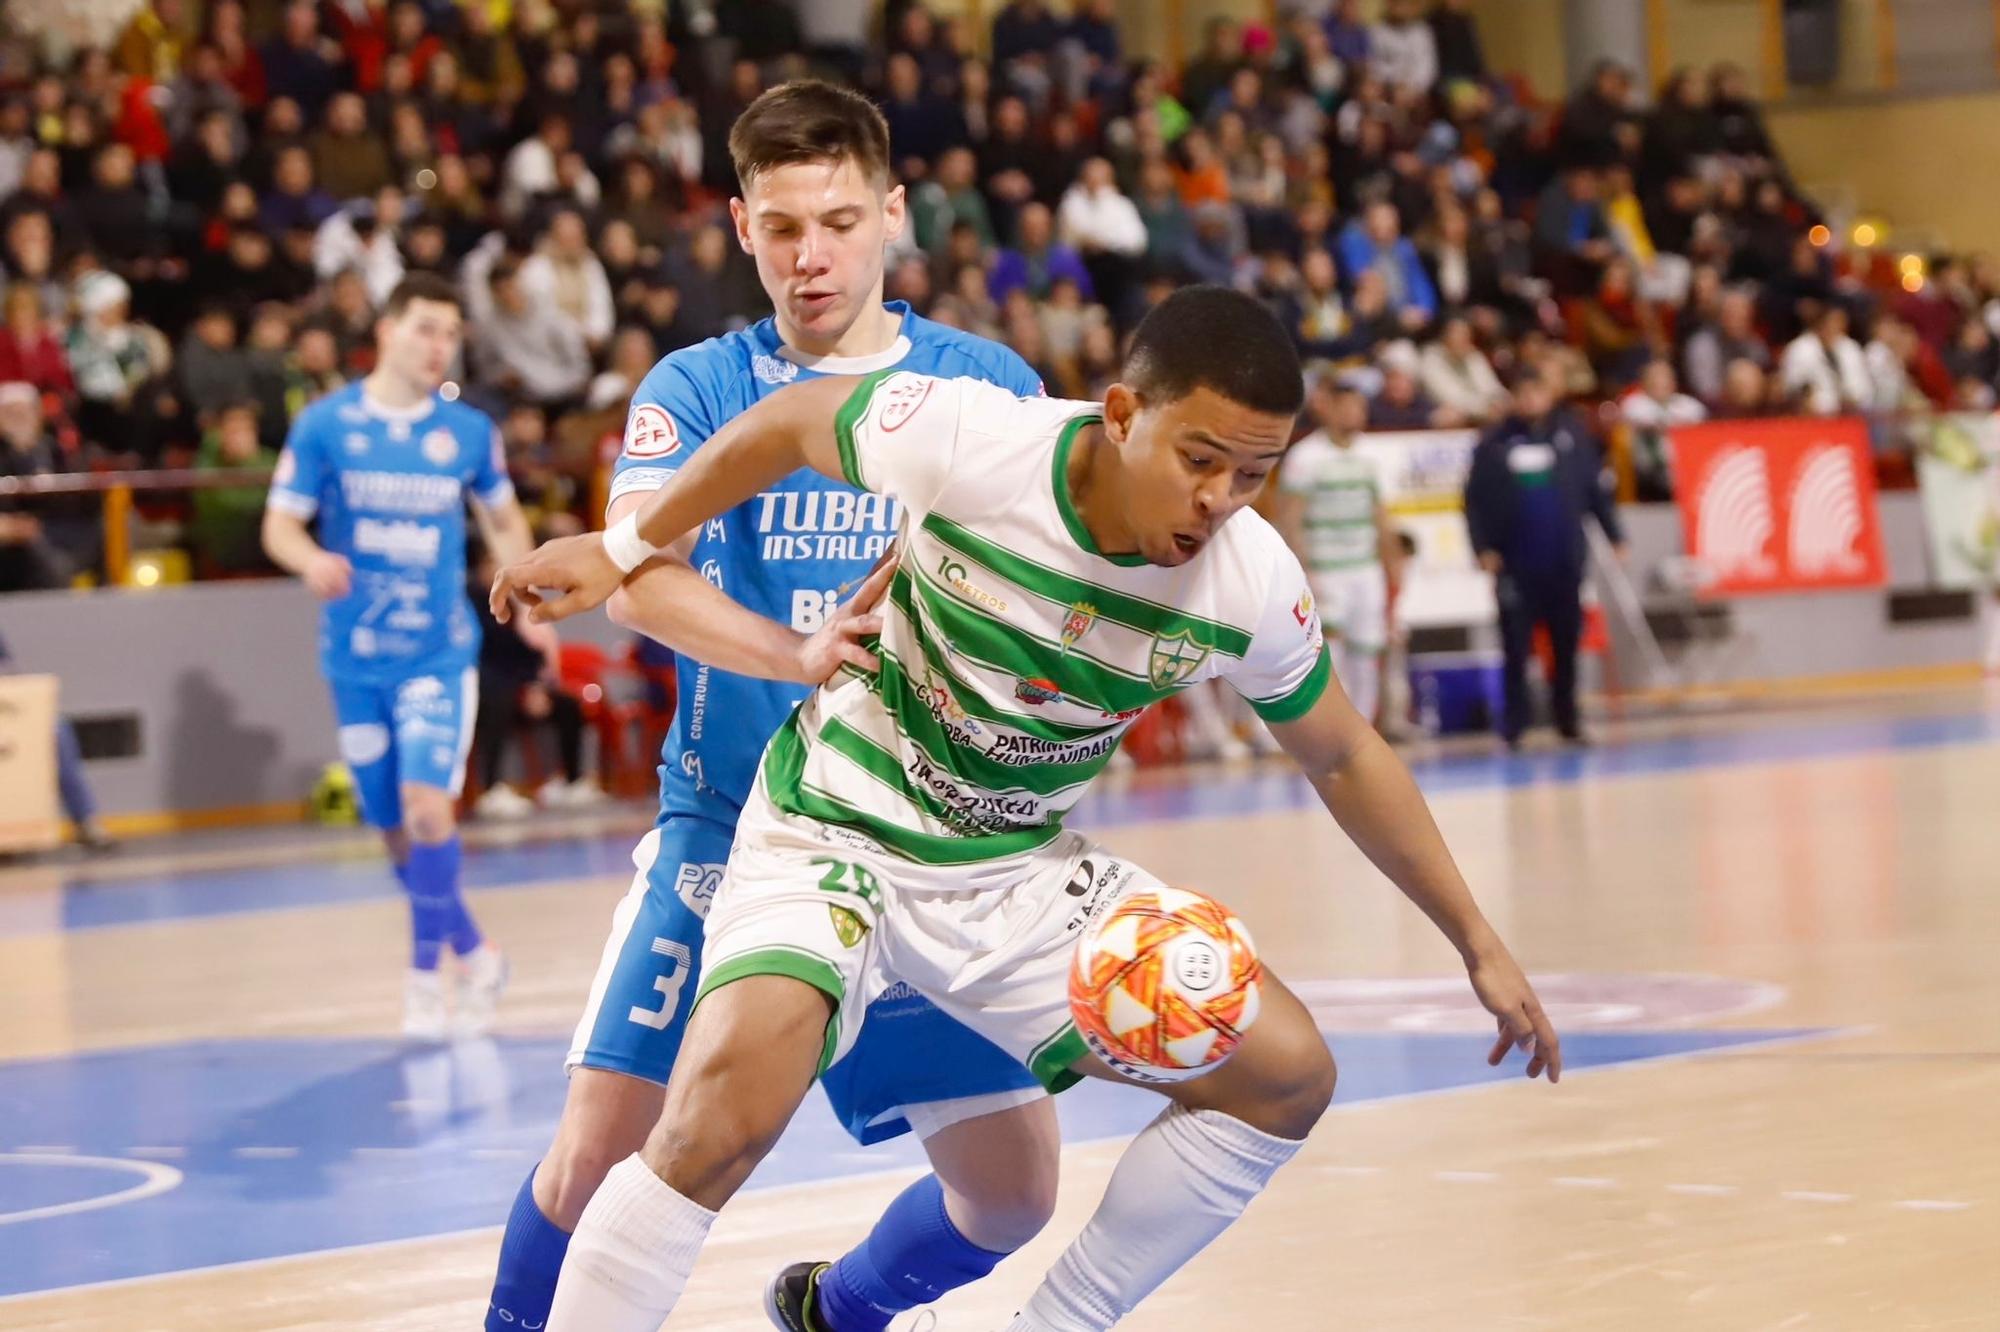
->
xmin=263 ymin=273 xmax=535 ymax=1042
xmin=486 ymin=83 xmax=1070 ymax=1332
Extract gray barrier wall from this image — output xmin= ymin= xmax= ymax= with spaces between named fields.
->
xmin=0 ymin=492 xmax=1979 ymax=819
xmin=1 ymin=579 xmax=627 ymax=820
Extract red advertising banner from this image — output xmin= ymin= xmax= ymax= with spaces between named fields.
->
xmin=1668 ymin=417 xmax=1887 ymax=596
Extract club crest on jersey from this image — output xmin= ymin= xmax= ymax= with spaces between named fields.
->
xmin=1147 ymin=631 xmax=1210 ymax=689
xmin=876 ymin=374 xmax=933 ymax=432
xmin=420 ymin=428 xmax=457 ymax=465
xmin=625 ymin=403 xmax=682 ymax=459
xmin=1015 ymin=677 xmax=1064 ymax=706
xmin=752 ymin=354 xmax=798 ymax=385
xmin=829 ymin=905 xmax=869 ymax=948
xmin=1061 ymin=602 xmax=1098 ymax=654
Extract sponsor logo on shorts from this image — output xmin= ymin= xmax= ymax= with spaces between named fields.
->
xmin=624 ymin=403 xmax=682 ymax=459
xmin=337 ymin=722 xmax=390 ymax=766
xmin=1064 ymin=857 xmax=1134 ymax=934
xmin=672 ymin=862 xmax=725 ymax=919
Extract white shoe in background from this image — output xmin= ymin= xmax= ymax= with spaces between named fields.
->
xmin=539 ymin=776 xmax=609 ymax=809
xmin=473 ymin=783 xmax=536 ymax=821
xmin=402 ymin=968 xmax=450 ymax=1042
xmin=455 ymin=943 xmax=510 ymax=1038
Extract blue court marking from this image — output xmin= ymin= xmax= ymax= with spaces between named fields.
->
xmin=20 ymin=706 xmax=2000 ymax=938
xmin=0 ymin=1027 xmax=1817 ymax=1299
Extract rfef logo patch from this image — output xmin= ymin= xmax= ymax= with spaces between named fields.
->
xmin=625 ymin=403 xmax=682 ymax=459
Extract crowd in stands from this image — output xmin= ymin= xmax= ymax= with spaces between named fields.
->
xmin=5 ymin=0 xmax=2000 ymax=593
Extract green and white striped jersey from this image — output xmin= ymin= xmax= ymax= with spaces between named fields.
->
xmin=759 ymin=370 xmax=1333 ymax=869
xmin=1277 ymin=431 xmax=1383 ymax=572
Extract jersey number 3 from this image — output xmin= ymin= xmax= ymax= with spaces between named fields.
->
xmin=628 ymin=937 xmax=694 ymax=1030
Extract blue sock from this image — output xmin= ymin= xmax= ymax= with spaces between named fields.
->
xmin=487 ymin=1164 xmax=570 ymax=1332
xmin=401 ymin=837 xmax=466 ymax=971
xmin=817 ymin=1174 xmax=1010 ymax=1332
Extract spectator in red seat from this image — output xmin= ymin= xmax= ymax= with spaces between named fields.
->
xmin=1339 ymin=200 xmax=1438 ymax=329
xmin=1559 ymin=59 xmax=1640 ymax=170
xmin=177 ymin=303 xmax=255 ymax=423
xmin=1682 ymin=285 xmax=1770 ymax=405
xmin=66 ymin=271 xmax=175 ymax=463
xmin=260 ymin=0 xmax=347 ymax=123
xmin=1534 ymin=166 xmax=1616 ymax=296
xmin=1618 ymin=358 xmax=1707 ymax=500
xmin=1577 ymin=257 xmax=1661 ymax=382
xmin=520 ymin=206 xmax=616 ymax=353
xmin=1370 ymin=0 xmax=1439 ymax=100
xmin=0 ymin=381 xmax=72 ymax=591
xmin=0 ymin=285 xmax=73 ymax=404
xmin=73 ymin=145 xmax=156 ymax=278
xmin=1779 ymin=303 xmax=1871 ymax=416
xmin=1714 ymin=356 xmax=1779 ymax=418
xmin=1429 ymin=0 xmax=1488 ymax=88
xmin=204 ymin=0 xmax=267 ymax=110
xmin=1369 ymin=343 xmax=1462 ymax=430
xmin=989 ymin=202 xmax=1094 ymax=304
xmin=1709 ymin=62 xmax=1778 ymax=165
xmin=259 ymin=144 xmax=336 ymax=234
xmin=312 ymin=92 xmax=394 ymax=203
xmin=1179 ymin=17 xmax=1245 ymax=126
xmin=1420 ymin=313 xmax=1509 ymax=424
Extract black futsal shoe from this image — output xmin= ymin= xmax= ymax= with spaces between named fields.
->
xmin=764 ymin=1260 xmax=833 ymax=1332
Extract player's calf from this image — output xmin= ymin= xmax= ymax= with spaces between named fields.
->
xmin=549 ymin=974 xmax=833 ymax=1331
xmin=536 ymin=1066 xmax=669 ymax=1229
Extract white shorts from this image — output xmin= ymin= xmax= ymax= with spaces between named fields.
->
xmin=696 ymin=782 xmax=1165 ymax=1091
xmin=1309 ymin=565 xmax=1388 ymax=653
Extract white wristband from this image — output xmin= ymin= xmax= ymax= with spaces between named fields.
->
xmin=602 ymin=512 xmax=662 ymax=574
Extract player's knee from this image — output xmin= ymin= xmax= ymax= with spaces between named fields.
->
xmin=401 ymin=788 xmax=456 ymax=843
xmin=538 ymin=1135 xmax=631 ymax=1231
xmin=1224 ymin=1018 xmax=1335 ymax=1140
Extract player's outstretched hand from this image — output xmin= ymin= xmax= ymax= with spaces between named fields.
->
xmin=303 ymin=550 xmax=352 ymax=600
xmin=793 ymin=548 xmax=899 ymax=685
xmin=490 ymin=533 xmax=626 ymax=625
xmin=1468 ymin=946 xmax=1561 ymax=1083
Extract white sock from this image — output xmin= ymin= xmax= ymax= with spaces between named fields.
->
xmin=1338 ymin=644 xmax=1381 ymax=724
xmin=1004 ymin=1105 xmax=1303 ymax=1332
xmin=547 ymin=1154 xmax=717 ymax=1332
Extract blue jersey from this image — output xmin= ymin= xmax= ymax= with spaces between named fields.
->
xmin=610 ymin=302 xmax=1042 ymax=821
xmin=270 ymin=381 xmax=514 ymax=684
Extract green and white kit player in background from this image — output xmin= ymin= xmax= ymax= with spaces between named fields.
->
xmin=493 ymin=287 xmax=1561 ymax=1331
xmin=1271 ymin=377 xmax=1403 ymax=728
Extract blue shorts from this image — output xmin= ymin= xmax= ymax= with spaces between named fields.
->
xmin=567 ymin=811 xmax=1045 ymax=1145
xmin=328 ymin=667 xmax=478 ymax=830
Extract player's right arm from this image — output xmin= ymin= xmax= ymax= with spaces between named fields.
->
xmin=260 ymin=407 xmax=352 ymax=600
xmin=601 ymin=490 xmax=891 ymax=685
xmin=493 ymin=371 xmax=964 ymax=625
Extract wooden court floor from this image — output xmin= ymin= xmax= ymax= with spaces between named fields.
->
xmin=2 ymin=687 xmax=1998 ymax=1330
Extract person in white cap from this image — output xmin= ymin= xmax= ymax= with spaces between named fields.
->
xmin=65 ymin=271 xmax=173 ymax=459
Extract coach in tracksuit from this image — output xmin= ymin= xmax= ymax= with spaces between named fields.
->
xmin=1463 ymin=374 xmax=1626 ymax=748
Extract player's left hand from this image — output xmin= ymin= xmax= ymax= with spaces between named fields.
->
xmin=792 ymin=549 xmax=899 ymax=684
xmin=1467 ymin=946 xmax=1561 ymax=1083
xmin=490 ymin=533 xmax=626 ymax=625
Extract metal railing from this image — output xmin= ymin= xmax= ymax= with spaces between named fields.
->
xmin=0 ymin=467 xmax=276 ymax=587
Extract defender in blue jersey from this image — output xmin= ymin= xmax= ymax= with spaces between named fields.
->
xmin=485 ymin=83 xmax=1065 ymax=1332
xmin=263 ymin=274 xmax=535 ymax=1042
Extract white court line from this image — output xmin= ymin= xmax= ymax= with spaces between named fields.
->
xmin=1553 ymin=1176 xmax=1618 ymax=1190
xmin=1666 ymin=1183 xmax=1739 ymax=1197
xmin=1781 ymin=1190 xmax=1852 ymax=1204
xmin=0 ymin=1154 xmax=184 ymax=1226
xmin=125 ymin=1146 xmax=188 ymax=1160
xmin=0 ymin=1020 xmax=1875 ymax=1304
xmin=1894 ymin=1199 xmax=1973 ymax=1212
xmin=1434 ymin=1170 xmax=1500 ymax=1183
